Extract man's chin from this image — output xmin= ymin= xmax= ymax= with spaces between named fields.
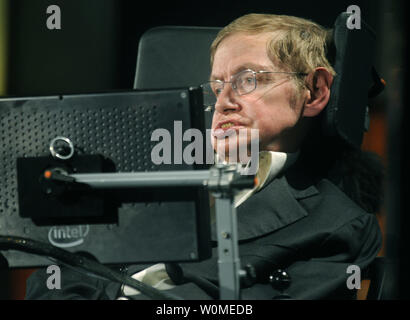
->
xmin=213 ymin=142 xmax=252 ymax=164
xmin=210 ymin=127 xmax=259 ymax=164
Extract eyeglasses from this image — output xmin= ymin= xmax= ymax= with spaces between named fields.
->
xmin=200 ymin=69 xmax=308 ymax=111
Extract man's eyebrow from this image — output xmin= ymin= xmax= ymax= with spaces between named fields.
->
xmin=210 ymin=63 xmax=275 ymax=80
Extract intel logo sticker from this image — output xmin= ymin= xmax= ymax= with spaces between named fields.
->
xmin=48 ymin=225 xmax=90 ymax=248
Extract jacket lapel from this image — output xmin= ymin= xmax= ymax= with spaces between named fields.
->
xmin=210 ymin=173 xmax=319 ymax=242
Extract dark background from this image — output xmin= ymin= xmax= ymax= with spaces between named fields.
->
xmin=7 ymin=0 xmax=383 ymax=96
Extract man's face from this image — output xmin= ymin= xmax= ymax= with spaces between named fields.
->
xmin=211 ymin=32 xmax=308 ymax=155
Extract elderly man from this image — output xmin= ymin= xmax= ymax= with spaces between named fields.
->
xmin=175 ymin=13 xmax=382 ymax=300
xmin=26 ymin=13 xmax=382 ymax=300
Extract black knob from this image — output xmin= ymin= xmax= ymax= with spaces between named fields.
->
xmin=269 ymin=269 xmax=291 ymax=299
xmin=240 ymin=264 xmax=257 ymax=288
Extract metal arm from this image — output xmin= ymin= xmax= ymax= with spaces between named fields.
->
xmin=208 ymin=164 xmax=243 ymax=299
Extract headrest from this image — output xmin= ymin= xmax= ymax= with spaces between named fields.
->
xmin=323 ymin=12 xmax=384 ymax=147
xmin=134 ymin=26 xmax=220 ymax=89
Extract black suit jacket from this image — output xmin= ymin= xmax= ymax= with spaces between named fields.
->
xmin=25 ymin=166 xmax=382 ymax=300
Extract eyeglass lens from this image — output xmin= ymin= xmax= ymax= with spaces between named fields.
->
xmin=201 ymin=70 xmax=257 ymax=109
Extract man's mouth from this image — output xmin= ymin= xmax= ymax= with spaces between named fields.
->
xmin=212 ymin=121 xmax=246 ymax=139
xmin=220 ymin=122 xmax=235 ymax=129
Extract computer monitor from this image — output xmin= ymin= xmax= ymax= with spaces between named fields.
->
xmin=0 ymin=88 xmax=211 ymax=268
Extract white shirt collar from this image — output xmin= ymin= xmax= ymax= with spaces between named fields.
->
xmin=234 ymin=150 xmax=299 ymax=207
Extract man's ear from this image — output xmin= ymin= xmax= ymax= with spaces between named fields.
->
xmin=303 ymin=67 xmax=333 ymax=117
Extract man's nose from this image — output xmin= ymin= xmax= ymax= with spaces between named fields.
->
xmin=214 ymin=85 xmax=240 ymax=113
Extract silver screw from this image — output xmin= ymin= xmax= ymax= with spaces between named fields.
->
xmin=221 ymin=232 xmax=230 ymax=239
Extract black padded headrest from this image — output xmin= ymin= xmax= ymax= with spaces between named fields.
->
xmin=134 ymin=26 xmax=219 ymax=130
xmin=323 ymin=12 xmax=382 ymax=147
xmin=134 ymin=26 xmax=220 ymax=89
